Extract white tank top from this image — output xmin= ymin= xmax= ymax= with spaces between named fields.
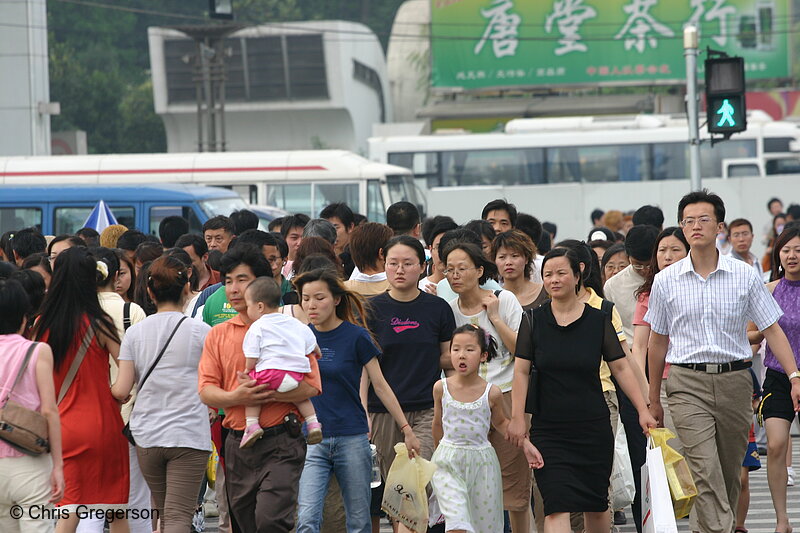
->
xmin=440 ymin=378 xmax=493 ymax=449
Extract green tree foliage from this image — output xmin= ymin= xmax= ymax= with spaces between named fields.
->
xmin=48 ymin=0 xmax=404 ymax=153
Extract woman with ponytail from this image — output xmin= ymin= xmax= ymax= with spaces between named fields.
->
xmin=111 ymin=255 xmax=212 ymax=533
xmin=292 ymin=268 xmax=421 ymax=533
xmin=33 ymin=246 xmax=129 ymax=533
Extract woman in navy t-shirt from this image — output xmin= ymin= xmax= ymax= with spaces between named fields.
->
xmin=293 ymin=267 xmax=421 ymax=533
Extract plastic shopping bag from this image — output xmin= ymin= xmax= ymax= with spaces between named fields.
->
xmin=428 ymin=493 xmax=445 ymax=527
xmin=650 ymin=428 xmax=697 ymax=519
xmin=381 ymin=443 xmax=437 ymax=533
xmin=206 ymin=441 xmax=219 ymax=489
xmin=641 ymin=441 xmax=678 ymax=533
xmin=610 ymin=418 xmax=636 ymax=509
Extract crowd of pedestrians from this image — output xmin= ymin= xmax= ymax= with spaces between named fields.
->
xmin=1 ymin=191 xmax=800 ymax=533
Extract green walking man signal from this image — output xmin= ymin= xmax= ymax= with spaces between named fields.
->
xmin=705 ymin=54 xmax=746 ymax=136
xmin=715 ymin=99 xmax=736 ymax=127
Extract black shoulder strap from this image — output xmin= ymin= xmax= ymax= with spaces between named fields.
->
xmin=600 ymin=298 xmax=614 ymax=316
xmin=494 ymin=290 xmax=502 ymax=297
xmin=138 ymin=317 xmax=187 ymax=392
xmin=123 ymin=302 xmax=132 ymax=331
xmin=1 ymin=342 xmax=39 ymax=408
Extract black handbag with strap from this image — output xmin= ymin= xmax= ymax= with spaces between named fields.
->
xmin=122 ymin=316 xmax=187 ymax=447
xmin=0 ymin=342 xmax=50 ymax=456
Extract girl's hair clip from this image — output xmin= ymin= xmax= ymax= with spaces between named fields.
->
xmin=96 ymin=260 xmax=109 ymax=281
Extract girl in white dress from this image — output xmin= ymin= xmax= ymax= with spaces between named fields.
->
xmin=431 ymin=324 xmax=543 ymax=533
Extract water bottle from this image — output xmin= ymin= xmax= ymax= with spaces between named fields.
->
xmin=370 ymin=443 xmax=382 ymax=488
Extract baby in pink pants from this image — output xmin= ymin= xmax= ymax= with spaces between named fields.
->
xmin=240 ymin=277 xmax=322 ymax=448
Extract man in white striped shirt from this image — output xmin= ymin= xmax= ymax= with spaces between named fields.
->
xmin=645 ymin=190 xmax=800 ymax=533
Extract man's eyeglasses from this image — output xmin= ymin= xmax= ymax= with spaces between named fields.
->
xmin=680 ymin=216 xmax=714 ymax=227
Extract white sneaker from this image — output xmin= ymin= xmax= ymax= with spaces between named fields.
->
xmin=788 ymin=466 xmax=795 ymax=487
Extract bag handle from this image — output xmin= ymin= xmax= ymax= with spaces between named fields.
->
xmin=1 ymin=342 xmax=39 ymax=408
xmin=57 ymin=325 xmax=95 ymax=406
xmin=137 ymin=317 xmax=187 ymax=393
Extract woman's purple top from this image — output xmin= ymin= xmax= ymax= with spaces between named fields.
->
xmin=765 ymin=278 xmax=800 ymax=373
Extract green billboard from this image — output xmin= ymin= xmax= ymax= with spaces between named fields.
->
xmin=430 ymin=0 xmax=790 ymax=89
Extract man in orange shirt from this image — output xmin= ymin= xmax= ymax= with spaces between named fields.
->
xmin=199 ymin=244 xmax=321 ymax=533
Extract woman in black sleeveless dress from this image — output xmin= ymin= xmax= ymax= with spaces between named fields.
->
xmin=507 ymin=248 xmax=655 ymax=533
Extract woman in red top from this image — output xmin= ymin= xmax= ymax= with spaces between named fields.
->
xmin=34 ymin=247 xmax=129 ymax=533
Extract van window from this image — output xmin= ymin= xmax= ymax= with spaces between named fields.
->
xmin=366 ymin=180 xmax=384 ymax=223
xmin=150 ymin=206 xmax=202 ymax=235
xmin=267 ymin=183 xmax=361 ymax=217
xmin=54 ymin=206 xmax=135 ymax=235
xmin=0 ymin=207 xmax=42 ymax=234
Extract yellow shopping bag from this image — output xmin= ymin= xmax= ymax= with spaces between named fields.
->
xmin=381 ymin=443 xmax=437 ymax=533
xmin=650 ymin=428 xmax=697 ymax=519
xmin=206 ymin=442 xmax=219 ymax=490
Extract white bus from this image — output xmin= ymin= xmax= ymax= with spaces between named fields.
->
xmin=0 ymin=150 xmax=419 ymax=223
xmin=369 ymin=112 xmax=800 ymax=245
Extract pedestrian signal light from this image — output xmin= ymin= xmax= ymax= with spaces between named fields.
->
xmin=705 ymin=56 xmax=746 ymax=135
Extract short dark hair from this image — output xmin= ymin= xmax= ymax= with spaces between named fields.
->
xmin=11 ymin=228 xmax=46 ymax=260
xmin=202 ymin=215 xmax=235 ymax=235
xmin=135 ymin=242 xmax=163 ymax=264
xmin=768 ymin=197 xmax=783 ymax=210
xmin=542 ymin=222 xmax=557 ymax=240
xmin=237 ymin=229 xmax=277 ymax=250
xmin=219 ymin=243 xmax=272 ymax=279
xmin=280 ymin=214 xmax=310 ymax=237
xmin=632 ymin=205 xmax=664 ymax=228
xmin=438 ymin=227 xmax=481 ymax=261
xmin=386 ymin=202 xmax=420 ymax=235
xmin=428 ymin=219 xmax=459 ymax=247
xmin=174 ymin=233 xmax=208 ymax=258
xmin=230 ymin=210 xmax=260 ymax=235
xmin=601 ymin=243 xmax=628 ymax=271
xmin=787 ymin=204 xmax=800 ymax=221
xmin=47 ymin=235 xmax=85 ymax=255
xmin=267 ymin=217 xmax=284 ymax=232
xmin=117 ymin=230 xmax=148 ymax=252
xmin=270 ymin=232 xmax=289 ymax=259
xmin=303 ymin=219 xmax=337 ymax=245
xmin=353 ymin=213 xmax=368 ymax=226
xmin=591 ymin=209 xmax=604 ymax=224
xmin=22 ymin=252 xmax=52 ymax=276
xmin=515 ymin=213 xmax=543 ymax=246
xmin=383 ymin=235 xmax=426 ymax=265
xmin=537 ymin=230 xmax=552 ymax=254
xmin=159 ymin=216 xmax=189 ymax=248
xmin=464 ymin=219 xmax=495 ymax=244
xmin=728 ymin=218 xmax=753 ymax=233
xmin=678 ymin=189 xmax=725 ymax=224
xmin=75 ymin=227 xmax=100 ymax=247
xmin=422 ymin=215 xmax=456 ymax=247
xmin=0 ymin=278 xmax=31 ymax=334
xmin=481 ymin=199 xmax=517 ymax=227
xmin=245 ymin=276 xmax=282 ymax=309
xmin=624 ymin=225 xmax=660 ymax=262
xmin=319 ymin=202 xmax=355 ymax=229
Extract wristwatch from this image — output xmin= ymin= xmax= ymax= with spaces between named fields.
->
xmin=789 ymin=371 xmax=800 ymax=381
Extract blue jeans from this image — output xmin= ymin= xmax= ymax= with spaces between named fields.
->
xmin=296 ymin=433 xmax=371 ymax=533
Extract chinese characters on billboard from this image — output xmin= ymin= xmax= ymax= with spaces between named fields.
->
xmin=431 ymin=0 xmax=789 ymax=89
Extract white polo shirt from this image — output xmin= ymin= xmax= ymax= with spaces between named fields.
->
xmin=644 ymin=251 xmax=782 ymax=364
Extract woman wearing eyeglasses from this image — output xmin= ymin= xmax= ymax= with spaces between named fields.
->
xmin=442 ymin=240 xmax=532 ymax=533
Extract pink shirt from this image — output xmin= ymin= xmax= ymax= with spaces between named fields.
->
xmin=632 ymin=293 xmax=670 ymax=379
xmin=0 ymin=335 xmax=42 ymax=458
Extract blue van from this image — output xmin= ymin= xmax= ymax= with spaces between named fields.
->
xmin=0 ymin=184 xmax=251 ymax=235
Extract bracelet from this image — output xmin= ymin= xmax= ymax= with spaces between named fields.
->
xmin=789 ymin=371 xmax=800 ymax=381
xmin=400 ymin=423 xmax=410 ymax=432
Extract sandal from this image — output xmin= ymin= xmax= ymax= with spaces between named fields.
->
xmin=734 ymin=528 xmax=747 ymax=533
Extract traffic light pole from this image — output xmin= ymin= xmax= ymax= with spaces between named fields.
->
xmin=684 ymin=25 xmax=702 ymax=191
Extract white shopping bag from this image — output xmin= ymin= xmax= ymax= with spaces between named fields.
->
xmin=641 ymin=443 xmax=678 ymax=533
xmin=610 ymin=419 xmax=635 ymax=509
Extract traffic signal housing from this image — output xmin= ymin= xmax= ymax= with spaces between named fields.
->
xmin=705 ymin=56 xmax=747 ymax=136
